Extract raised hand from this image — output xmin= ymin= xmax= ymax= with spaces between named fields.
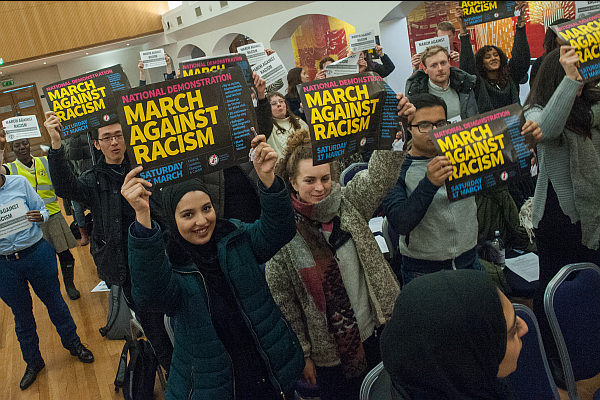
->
xmin=44 ymin=111 xmax=63 ymax=149
xmin=559 ymin=45 xmax=582 ymax=82
xmin=250 ymin=134 xmax=277 ymax=188
xmin=427 ymin=156 xmax=453 ymax=187
xmin=252 ymin=72 xmax=267 ymax=100
xmin=121 ymin=166 xmax=153 ymax=228
xmin=375 ymin=45 xmax=384 ymax=57
xmin=397 ymin=92 xmax=416 ymax=119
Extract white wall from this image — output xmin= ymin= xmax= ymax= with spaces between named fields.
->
xmin=8 ymin=65 xmax=62 ymax=112
xmin=379 ymin=17 xmax=412 ymax=94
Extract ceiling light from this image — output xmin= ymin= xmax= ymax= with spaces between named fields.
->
xmin=43 ymin=62 xmax=47 ymax=64
xmin=86 ymin=52 xmax=89 ymax=55
xmin=126 ymin=43 xmax=130 ymax=46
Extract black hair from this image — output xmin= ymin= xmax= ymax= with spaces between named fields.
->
xmin=525 ymin=47 xmax=600 ymax=138
xmin=475 ymin=45 xmax=510 ymax=87
xmin=408 ymin=93 xmax=448 ymax=119
xmin=319 ymin=57 xmax=335 ymax=70
xmin=543 ymin=18 xmax=571 ymax=53
xmin=286 ymin=67 xmax=304 ymax=98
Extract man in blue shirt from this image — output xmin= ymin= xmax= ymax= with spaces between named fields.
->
xmin=0 ymin=172 xmax=94 ymax=390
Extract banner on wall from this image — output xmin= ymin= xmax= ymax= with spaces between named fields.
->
xmin=575 ymin=1 xmax=600 ymax=18
xmin=42 ymin=65 xmax=130 ymax=137
xmin=349 ymin=30 xmax=376 ymax=53
xmin=298 ymin=72 xmax=399 ymax=165
xmin=115 ymin=67 xmax=257 ymax=188
xmin=428 ymin=103 xmax=532 ymax=201
xmin=414 ymin=35 xmax=451 ymax=54
xmin=179 ymin=54 xmax=254 ymax=87
xmin=460 ymin=1 xmax=518 ymax=27
xmin=551 ymin=12 xmax=600 ymax=82
xmin=2 ymin=115 xmax=41 ymax=142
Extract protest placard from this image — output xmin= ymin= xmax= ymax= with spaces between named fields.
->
xmin=415 ymin=35 xmax=451 ymax=55
xmin=2 ymin=115 xmax=41 ymax=142
xmin=551 ymin=13 xmax=600 ymax=82
xmin=349 ymin=30 xmax=376 ymax=53
xmin=0 ymin=199 xmax=32 ymax=239
xmin=116 ymin=67 xmax=257 ymax=188
xmin=43 ymin=65 xmax=130 ymax=137
xmin=140 ymin=49 xmax=167 ymax=69
xmin=252 ymin=53 xmax=287 ymax=87
xmin=237 ymin=42 xmax=268 ymax=66
xmin=298 ymin=72 xmax=398 ymax=165
xmin=179 ymin=53 xmax=254 ymax=87
xmin=325 ymin=54 xmax=360 ymax=78
xmin=576 ymin=1 xmax=600 ymax=18
xmin=460 ymin=1 xmax=518 ymax=27
xmin=429 ymin=103 xmax=532 ymax=201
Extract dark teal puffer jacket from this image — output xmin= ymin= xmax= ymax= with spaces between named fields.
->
xmin=128 ymin=178 xmax=304 ymax=399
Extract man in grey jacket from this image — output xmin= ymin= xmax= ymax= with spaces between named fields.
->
xmin=383 ymin=93 xmax=481 ymax=285
xmin=405 ymin=46 xmax=478 ymax=122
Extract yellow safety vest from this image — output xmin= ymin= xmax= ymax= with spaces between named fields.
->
xmin=8 ymin=157 xmax=60 ymax=215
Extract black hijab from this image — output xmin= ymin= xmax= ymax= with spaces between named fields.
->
xmin=161 ymin=179 xmax=223 ymax=278
xmin=380 ymin=270 xmax=507 ymax=400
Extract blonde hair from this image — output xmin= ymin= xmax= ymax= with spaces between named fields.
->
xmin=275 ymin=129 xmax=340 ymax=190
xmin=421 ymin=45 xmax=450 ymax=67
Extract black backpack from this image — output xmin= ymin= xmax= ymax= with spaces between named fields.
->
xmin=114 ymin=337 xmax=162 ymax=399
xmin=99 ymin=285 xmax=133 ymax=340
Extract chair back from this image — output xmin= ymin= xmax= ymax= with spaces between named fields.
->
xmin=505 ymin=304 xmax=560 ymax=399
xmin=544 ymin=263 xmax=600 ymax=400
xmin=340 ymin=162 xmax=368 ymax=186
xmin=360 ymin=362 xmax=395 ymax=400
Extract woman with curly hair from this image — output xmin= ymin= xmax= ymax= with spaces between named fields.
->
xmin=458 ymin=2 xmax=530 ymax=113
xmin=265 ymin=95 xmax=414 ymax=400
xmin=266 ymin=92 xmax=309 ymax=157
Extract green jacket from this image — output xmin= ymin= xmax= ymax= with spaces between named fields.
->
xmin=128 ymin=178 xmax=304 ymax=399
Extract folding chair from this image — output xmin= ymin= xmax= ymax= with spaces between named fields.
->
xmin=360 ymin=362 xmax=394 ymax=400
xmin=340 ymin=162 xmax=368 ymax=186
xmin=544 ymin=263 xmax=600 ymax=400
xmin=505 ymin=304 xmax=560 ymax=399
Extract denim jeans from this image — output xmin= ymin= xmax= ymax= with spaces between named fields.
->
xmin=401 ymin=246 xmax=484 ymax=286
xmin=0 ymin=239 xmax=80 ymax=365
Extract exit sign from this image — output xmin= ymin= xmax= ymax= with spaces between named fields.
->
xmin=1 ymin=79 xmax=14 ymax=87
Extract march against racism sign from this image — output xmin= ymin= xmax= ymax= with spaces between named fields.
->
xmin=2 ymin=115 xmax=42 ymax=142
xmin=116 ymin=67 xmax=257 ymax=188
xmin=43 ymin=65 xmax=130 ymax=137
xmin=551 ymin=12 xmax=600 ymax=82
xmin=298 ymin=72 xmax=398 ymax=165
xmin=429 ymin=103 xmax=531 ymax=201
xmin=460 ymin=1 xmax=518 ymax=27
xmin=179 ymin=54 xmax=254 ymax=87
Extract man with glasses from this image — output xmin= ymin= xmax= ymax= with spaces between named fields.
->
xmin=383 ymin=93 xmax=481 ymax=285
xmin=43 ymin=112 xmax=174 ymax=372
xmin=0 ymin=135 xmax=81 ymax=300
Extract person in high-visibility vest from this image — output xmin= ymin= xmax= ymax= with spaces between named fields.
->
xmin=0 ymin=135 xmax=80 ymax=300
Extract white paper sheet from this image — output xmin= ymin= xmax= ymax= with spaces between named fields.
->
xmin=325 ymin=54 xmax=360 ymax=78
xmin=3 ymin=115 xmax=42 ymax=142
xmin=91 ymin=281 xmax=110 ymax=292
xmin=349 ymin=30 xmax=376 ymax=53
xmin=237 ymin=42 xmax=268 ymax=66
xmin=0 ymin=199 xmax=32 ymax=239
xmin=414 ymin=35 xmax=451 ymax=55
xmin=369 ymin=217 xmax=384 ymax=234
xmin=375 ymin=235 xmax=389 ymax=254
xmin=505 ymin=252 xmax=539 ymax=282
xmin=253 ymin=53 xmax=287 ymax=87
xmin=140 ymin=49 xmax=167 ymax=69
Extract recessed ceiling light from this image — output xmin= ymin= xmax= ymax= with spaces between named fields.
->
xmin=86 ymin=52 xmax=89 ymax=55
xmin=0 ymin=71 xmax=3 ymax=75
xmin=126 ymin=43 xmax=130 ymax=46
xmin=43 ymin=62 xmax=47 ymax=64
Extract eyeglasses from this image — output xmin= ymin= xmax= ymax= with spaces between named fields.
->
xmin=270 ymin=100 xmax=286 ymax=105
xmin=408 ymin=120 xmax=449 ymax=133
xmin=97 ymin=133 xmax=124 ymax=143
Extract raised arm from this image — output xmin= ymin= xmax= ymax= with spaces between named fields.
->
xmin=508 ymin=22 xmax=531 ymax=84
xmin=371 ymin=45 xmax=395 ymax=78
xmin=458 ymin=8 xmax=476 ymax=75
xmin=342 ymin=93 xmax=414 ymax=219
xmin=524 ymin=46 xmax=582 ymax=143
xmin=44 ymin=111 xmax=93 ymax=203
xmin=253 ymin=72 xmax=273 ymax=137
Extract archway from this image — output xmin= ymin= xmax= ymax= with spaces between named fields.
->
xmin=212 ymin=33 xmax=257 ymax=56
xmin=177 ymin=44 xmax=206 ymax=62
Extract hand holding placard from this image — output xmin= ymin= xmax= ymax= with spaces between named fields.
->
xmin=427 ymin=156 xmax=454 ymax=187
xmin=250 ymin=134 xmax=277 ymax=188
xmin=43 ymin=111 xmax=63 ymax=149
xmin=121 ymin=166 xmax=152 ymax=229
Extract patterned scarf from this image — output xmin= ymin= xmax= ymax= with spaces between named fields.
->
xmin=291 ymin=184 xmax=367 ymax=378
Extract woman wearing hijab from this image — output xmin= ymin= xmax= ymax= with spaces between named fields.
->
xmin=380 ymin=270 xmax=529 ymax=399
xmin=121 ymin=134 xmax=304 ymax=400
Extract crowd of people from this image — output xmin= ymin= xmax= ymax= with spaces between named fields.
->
xmin=1 ymin=3 xmax=599 ymax=399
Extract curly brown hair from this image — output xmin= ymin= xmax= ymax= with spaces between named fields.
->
xmin=275 ymin=129 xmax=340 ymax=191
